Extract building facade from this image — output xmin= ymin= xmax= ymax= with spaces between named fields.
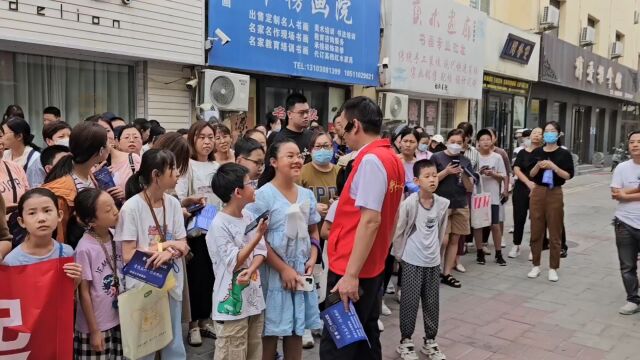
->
xmin=0 ymin=0 xmax=205 ymax=141
xmin=378 ymin=0 xmax=487 ymax=137
xmin=206 ymin=0 xmax=379 ymax=132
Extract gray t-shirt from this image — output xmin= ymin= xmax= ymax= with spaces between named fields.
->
xmin=401 ymin=196 xmax=448 ymax=267
xmin=611 ymin=160 xmax=640 ymax=229
xmin=478 ymin=152 xmax=507 ymax=205
xmin=4 ymin=240 xmax=74 ymax=266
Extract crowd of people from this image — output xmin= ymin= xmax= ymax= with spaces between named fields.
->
xmin=0 ymin=92 xmax=606 ymax=360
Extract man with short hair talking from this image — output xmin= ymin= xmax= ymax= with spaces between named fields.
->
xmin=319 ymin=97 xmax=404 ymax=360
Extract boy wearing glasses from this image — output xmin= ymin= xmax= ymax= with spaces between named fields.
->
xmin=235 ymin=138 xmax=266 ymax=189
xmin=267 ymin=93 xmax=314 ymax=161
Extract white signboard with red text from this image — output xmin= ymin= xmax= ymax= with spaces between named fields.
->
xmin=382 ymin=0 xmax=487 ymax=99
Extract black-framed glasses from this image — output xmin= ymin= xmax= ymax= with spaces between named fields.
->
xmin=241 ymin=157 xmax=265 ymax=169
xmin=313 ymin=144 xmax=332 ymax=150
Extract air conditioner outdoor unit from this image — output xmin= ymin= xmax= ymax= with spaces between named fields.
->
xmin=540 ymin=6 xmax=560 ymax=27
xmin=199 ymin=70 xmax=250 ymax=112
xmin=378 ymin=92 xmax=408 ymax=121
xmin=611 ymin=41 xmax=624 ymax=58
xmin=580 ymin=26 xmax=596 ymax=46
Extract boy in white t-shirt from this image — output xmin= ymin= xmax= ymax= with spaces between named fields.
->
xmin=474 ymin=129 xmax=507 ymax=266
xmin=391 ymin=159 xmax=449 ymax=360
xmin=207 ymin=163 xmax=268 ymax=360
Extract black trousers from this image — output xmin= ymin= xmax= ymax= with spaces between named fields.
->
xmin=320 ymin=271 xmax=383 ymax=360
xmin=185 ymin=234 xmax=215 ymax=320
xmin=512 ymin=182 xmax=530 ymax=246
xmin=383 ymin=251 xmax=401 ymax=290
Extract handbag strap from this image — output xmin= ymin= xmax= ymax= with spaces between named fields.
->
xmin=24 ymin=149 xmax=36 ymax=172
xmin=143 ymin=191 xmax=167 ymax=243
xmin=128 ymin=153 xmax=136 ymax=174
xmin=3 ymin=161 xmax=17 ymax=204
xmin=58 ymin=241 xmax=63 ymax=258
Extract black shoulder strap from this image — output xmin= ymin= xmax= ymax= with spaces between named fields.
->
xmin=24 ymin=149 xmax=36 ymax=172
xmin=3 ymin=161 xmax=17 ymax=204
xmin=128 ymin=153 xmax=136 ymax=174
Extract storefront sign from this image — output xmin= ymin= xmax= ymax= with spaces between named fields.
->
xmin=207 ymin=0 xmax=379 ymax=86
xmin=382 ymin=0 xmax=486 ymax=99
xmin=500 ymin=33 xmax=535 ymax=64
xmin=1 ymin=0 xmax=204 ymax=64
xmin=483 ymin=73 xmax=530 ymax=95
xmin=540 ymin=33 xmax=639 ymax=102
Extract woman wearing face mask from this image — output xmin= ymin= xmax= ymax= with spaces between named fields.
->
xmin=528 ymin=122 xmax=574 ymax=282
xmin=416 ymin=133 xmax=432 ymax=160
xmin=432 ymin=129 xmax=475 ymax=288
xmin=299 ymin=131 xmax=338 ymax=348
xmin=508 ymin=128 xmax=542 ymax=259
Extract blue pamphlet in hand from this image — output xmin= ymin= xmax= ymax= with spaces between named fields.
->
xmin=93 ymin=166 xmax=116 ymax=190
xmin=321 ymin=301 xmax=369 ymax=349
xmin=123 ymin=250 xmax=172 ymax=289
xmin=542 ymin=169 xmax=554 ymax=189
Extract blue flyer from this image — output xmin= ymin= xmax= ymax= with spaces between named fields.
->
xmin=93 ymin=166 xmax=116 ymax=190
xmin=187 ymin=205 xmax=218 ymax=237
xmin=122 ymin=250 xmax=172 ymax=289
xmin=321 ymin=301 xmax=369 ymax=349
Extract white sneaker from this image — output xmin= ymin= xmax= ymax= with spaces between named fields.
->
xmin=377 ymin=319 xmax=385 ymax=332
xmin=508 ymin=227 xmax=514 ymax=233
xmin=482 ymin=246 xmax=491 ymax=255
xmin=528 ymin=251 xmax=533 ymax=261
xmin=548 ymin=269 xmax=559 ymax=282
xmin=381 ymin=301 xmax=392 ymax=316
xmin=508 ymin=245 xmax=520 ymax=258
xmin=527 ymin=266 xmax=541 ymax=278
xmin=386 ymin=282 xmax=395 ymax=294
xmin=188 ymin=327 xmax=202 ymax=347
xmin=501 ymin=243 xmax=506 ymax=248
xmin=454 ymin=263 xmax=466 ymax=273
xmin=421 ymin=339 xmax=447 ymax=360
xmin=619 ymin=302 xmax=640 ymax=315
xmin=397 ymin=339 xmax=419 ymax=360
xmin=396 ymin=289 xmax=402 ymax=303
xmin=302 ymin=329 xmax=315 ymax=349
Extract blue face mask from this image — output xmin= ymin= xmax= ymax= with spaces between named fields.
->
xmin=543 ymin=132 xmax=559 ymax=144
xmin=311 ymin=149 xmax=334 ymax=165
xmin=418 ymin=144 xmax=429 ymax=153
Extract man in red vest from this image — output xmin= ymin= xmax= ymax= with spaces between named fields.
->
xmin=320 ymin=97 xmax=404 ymax=359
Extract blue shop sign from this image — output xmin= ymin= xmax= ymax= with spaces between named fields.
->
xmin=208 ymin=0 xmax=379 ymax=86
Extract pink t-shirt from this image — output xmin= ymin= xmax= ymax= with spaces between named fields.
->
xmin=112 ymin=153 xmax=141 ymax=192
xmin=74 ymin=232 xmax=123 ymax=333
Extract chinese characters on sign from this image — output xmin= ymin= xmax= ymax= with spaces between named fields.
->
xmin=385 ymin=0 xmax=487 ymax=99
xmin=209 ymin=0 xmax=379 ymax=85
xmin=574 ymin=56 xmax=624 ymax=91
xmin=499 ymin=33 xmax=535 ymax=64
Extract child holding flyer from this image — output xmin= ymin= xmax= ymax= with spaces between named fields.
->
xmin=207 ymin=163 xmax=268 ymax=360
xmin=73 ymin=188 xmax=123 ymax=359
xmin=391 ymin=159 xmax=449 ymax=360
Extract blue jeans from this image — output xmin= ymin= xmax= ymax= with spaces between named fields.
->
xmin=139 ymin=296 xmax=186 ymax=360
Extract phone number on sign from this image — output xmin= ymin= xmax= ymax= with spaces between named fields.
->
xmin=293 ymin=62 xmax=375 ymax=80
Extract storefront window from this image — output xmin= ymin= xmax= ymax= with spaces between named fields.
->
xmin=0 ymin=51 xmax=134 ymax=144
xmin=552 ymin=101 xmax=567 ymax=133
xmin=408 ymin=99 xmax=422 ymax=128
xmin=528 ymin=99 xmax=546 ymax=129
xmin=513 ymin=96 xmax=526 ymax=129
xmin=439 ymin=99 xmax=455 ymax=137
xmin=423 ymin=100 xmax=438 ymax=135
xmin=468 ymin=99 xmax=479 ymax=130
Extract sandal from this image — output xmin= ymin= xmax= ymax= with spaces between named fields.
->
xmin=441 ymin=274 xmax=461 ymax=288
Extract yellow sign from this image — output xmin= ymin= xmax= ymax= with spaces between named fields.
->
xmin=483 ymin=74 xmax=530 ymax=95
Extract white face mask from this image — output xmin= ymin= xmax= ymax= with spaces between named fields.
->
xmin=272 ymin=125 xmax=281 ymax=133
xmin=54 ymin=138 xmax=69 ymax=147
xmin=446 ymin=143 xmax=462 ymax=155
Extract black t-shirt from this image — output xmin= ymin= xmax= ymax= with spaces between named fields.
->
xmin=530 ymin=147 xmax=574 ymax=187
xmin=267 ymin=127 xmax=314 ymax=159
xmin=432 ymin=151 xmax=474 ymax=209
xmin=513 ymin=149 xmax=537 ymax=184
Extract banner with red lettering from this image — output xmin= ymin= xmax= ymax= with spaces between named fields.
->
xmin=0 ymin=257 xmax=75 ymax=359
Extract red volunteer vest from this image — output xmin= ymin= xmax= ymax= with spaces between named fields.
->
xmin=328 ymin=139 xmax=405 ymax=278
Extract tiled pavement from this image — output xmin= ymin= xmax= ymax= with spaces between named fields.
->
xmin=188 ymin=172 xmax=640 ymax=360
